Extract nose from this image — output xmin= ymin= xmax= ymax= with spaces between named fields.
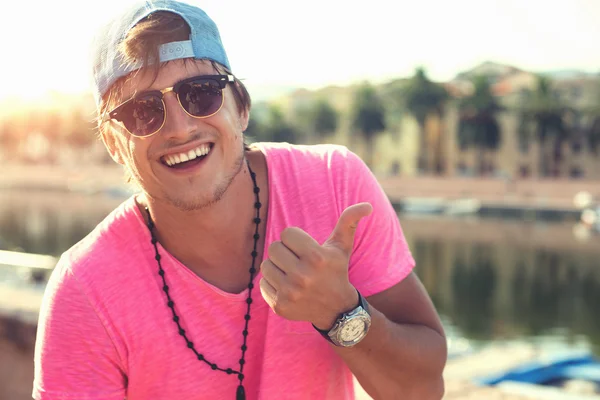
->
xmin=159 ymin=91 xmax=197 ymax=140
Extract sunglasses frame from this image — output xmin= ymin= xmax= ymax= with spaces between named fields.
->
xmin=103 ymin=74 xmax=235 ymax=138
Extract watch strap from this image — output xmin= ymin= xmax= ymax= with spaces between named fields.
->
xmin=312 ymin=289 xmax=370 ymax=340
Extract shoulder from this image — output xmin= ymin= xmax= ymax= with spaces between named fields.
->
xmin=251 ymin=141 xmax=352 ymax=158
xmin=57 ymin=196 xmax=143 ymax=279
xmin=250 ymin=142 xmax=375 ymax=202
xmin=251 ymin=142 xmax=365 ymax=173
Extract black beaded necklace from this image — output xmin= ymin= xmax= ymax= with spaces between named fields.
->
xmin=145 ymin=160 xmax=261 ymax=400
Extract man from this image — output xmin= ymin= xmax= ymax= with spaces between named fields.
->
xmin=33 ymin=1 xmax=447 ymax=399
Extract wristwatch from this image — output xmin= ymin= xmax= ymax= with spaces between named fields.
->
xmin=313 ymin=289 xmax=372 ymax=347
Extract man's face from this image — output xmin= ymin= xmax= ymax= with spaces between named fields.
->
xmin=103 ymin=60 xmax=248 ymax=210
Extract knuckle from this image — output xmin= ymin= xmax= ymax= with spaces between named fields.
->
xmin=272 ymin=302 xmax=286 ymax=316
xmin=260 ymin=260 xmax=272 ymax=274
xmin=292 ymin=273 xmax=310 ymax=289
xmin=268 ymin=241 xmax=282 ymax=255
xmin=281 ymin=226 xmax=302 ymax=244
xmin=306 ymin=249 xmax=326 ymax=266
xmin=258 ymin=277 xmax=269 ymax=293
xmin=258 ymin=277 xmax=268 ymax=292
xmin=283 ymin=288 xmax=300 ymax=303
xmin=280 ymin=227 xmax=295 ymax=242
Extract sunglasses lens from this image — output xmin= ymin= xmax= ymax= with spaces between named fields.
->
xmin=118 ymin=94 xmax=165 ymax=137
xmin=178 ymin=79 xmax=223 ymax=117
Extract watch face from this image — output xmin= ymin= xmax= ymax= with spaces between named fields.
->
xmin=339 ymin=318 xmax=366 ymax=342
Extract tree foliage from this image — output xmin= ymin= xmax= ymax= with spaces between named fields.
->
xmin=404 ymin=67 xmax=449 ymax=173
xmin=310 ymin=99 xmax=338 ymax=139
xmin=405 ymin=67 xmax=448 ymax=126
xmin=590 ymin=116 xmax=600 ymax=156
xmin=519 ymin=76 xmax=570 ymax=176
xmin=587 ymin=86 xmax=600 ymax=156
xmin=457 ymin=76 xmax=502 ymax=174
xmin=350 ymin=83 xmax=386 ymax=167
xmin=264 ymin=105 xmax=297 ymax=144
xmin=459 ymin=76 xmax=502 ymax=147
xmin=351 ymin=84 xmax=386 ymax=136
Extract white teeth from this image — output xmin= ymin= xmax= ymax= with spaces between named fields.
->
xmin=164 ymin=144 xmax=212 ymax=167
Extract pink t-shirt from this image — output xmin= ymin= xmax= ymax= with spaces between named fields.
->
xmin=33 ymin=143 xmax=415 ymax=400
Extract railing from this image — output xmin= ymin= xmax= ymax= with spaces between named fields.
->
xmin=0 ymin=250 xmax=57 ymax=284
xmin=0 ymin=250 xmax=56 ymax=270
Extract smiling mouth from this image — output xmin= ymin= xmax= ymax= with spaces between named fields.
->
xmin=161 ymin=143 xmax=214 ymax=169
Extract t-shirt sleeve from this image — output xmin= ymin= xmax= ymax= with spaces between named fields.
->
xmin=33 ymin=256 xmax=127 ymax=400
xmin=335 ymin=149 xmax=416 ymax=297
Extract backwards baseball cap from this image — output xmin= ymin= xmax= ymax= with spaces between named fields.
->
xmin=89 ymin=0 xmax=231 ymax=107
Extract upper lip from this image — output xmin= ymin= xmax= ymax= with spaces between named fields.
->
xmin=158 ymin=141 xmax=214 ymax=160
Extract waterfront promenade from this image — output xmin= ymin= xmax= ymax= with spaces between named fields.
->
xmin=4 ymin=163 xmax=600 ymax=212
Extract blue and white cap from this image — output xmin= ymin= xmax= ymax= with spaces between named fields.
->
xmin=90 ymin=0 xmax=231 ymax=107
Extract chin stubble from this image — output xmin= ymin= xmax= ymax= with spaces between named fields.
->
xmin=167 ymin=150 xmax=246 ymax=211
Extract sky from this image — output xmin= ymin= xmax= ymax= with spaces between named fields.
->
xmin=0 ymin=0 xmax=598 ymax=102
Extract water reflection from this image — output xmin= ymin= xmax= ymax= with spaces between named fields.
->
xmin=0 ymin=191 xmax=121 ymax=256
xmin=1 ymin=191 xmax=599 ymax=355
xmin=408 ymin=226 xmax=600 ymax=356
xmin=450 ymin=245 xmax=497 ymax=340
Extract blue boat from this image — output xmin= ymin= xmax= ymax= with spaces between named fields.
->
xmin=475 ymin=352 xmax=600 ymax=399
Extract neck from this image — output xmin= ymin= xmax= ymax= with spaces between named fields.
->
xmin=139 ymin=157 xmax=262 ymax=270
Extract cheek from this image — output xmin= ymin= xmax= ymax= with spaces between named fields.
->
xmin=125 ymin=137 xmax=136 ymax=162
xmin=223 ymin=88 xmax=245 ymax=131
xmin=218 ymin=112 xmax=243 ymax=145
xmin=124 ymin=137 xmax=150 ymax=169
xmin=112 ymin=134 xmax=131 ymax=164
xmin=222 ymin=109 xmax=239 ymax=130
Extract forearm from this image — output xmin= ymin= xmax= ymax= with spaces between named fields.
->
xmin=332 ymin=305 xmax=447 ymax=400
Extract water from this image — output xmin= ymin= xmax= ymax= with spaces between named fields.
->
xmin=400 ymin=214 xmax=600 ymax=357
xmin=1 ymin=190 xmax=599 ymax=356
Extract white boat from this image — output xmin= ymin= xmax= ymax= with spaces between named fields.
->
xmin=580 ymin=207 xmax=600 ymax=233
xmin=401 ymin=197 xmax=446 ymax=215
xmin=445 ymin=198 xmax=481 ymax=216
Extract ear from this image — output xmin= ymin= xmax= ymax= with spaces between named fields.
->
xmin=239 ymin=109 xmax=250 ymax=132
xmin=100 ymin=128 xmax=124 ymax=165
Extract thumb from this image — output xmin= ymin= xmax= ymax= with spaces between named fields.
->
xmin=325 ymin=202 xmax=373 ymax=255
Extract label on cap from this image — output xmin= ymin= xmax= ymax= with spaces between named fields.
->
xmin=158 ymin=40 xmax=194 ymax=63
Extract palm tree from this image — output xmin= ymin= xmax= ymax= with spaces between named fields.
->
xmin=310 ymin=99 xmax=338 ymax=142
xmin=590 ymin=115 xmax=600 ymax=156
xmin=519 ymin=76 xmax=569 ymax=177
xmin=350 ymin=83 xmax=386 ymax=169
xmin=265 ymin=105 xmax=297 ymax=144
xmin=404 ymin=67 xmax=448 ymax=174
xmin=457 ymin=76 xmax=502 ymax=175
xmin=587 ymin=87 xmax=600 ymax=157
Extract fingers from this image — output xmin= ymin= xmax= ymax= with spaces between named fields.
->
xmin=267 ymin=241 xmax=298 ymax=274
xmin=260 ymin=259 xmax=286 ymax=290
xmin=279 ymin=226 xmax=320 ymax=259
xmin=259 ymin=277 xmax=277 ymax=308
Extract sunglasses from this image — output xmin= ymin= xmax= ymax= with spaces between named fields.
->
xmin=103 ymin=74 xmax=235 ymax=137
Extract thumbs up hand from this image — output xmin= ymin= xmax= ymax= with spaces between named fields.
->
xmin=259 ymin=203 xmax=373 ymax=330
